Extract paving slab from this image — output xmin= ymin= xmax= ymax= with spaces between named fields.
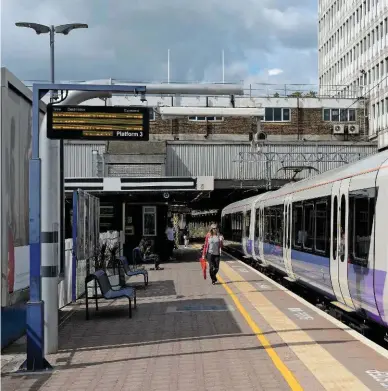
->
xmin=1 ymin=248 xmax=289 ymax=391
xmin=4 ymin=247 xmax=386 ymax=391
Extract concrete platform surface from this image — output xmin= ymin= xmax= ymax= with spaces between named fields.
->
xmin=2 ymin=247 xmax=388 ymax=391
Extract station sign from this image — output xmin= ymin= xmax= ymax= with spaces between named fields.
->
xmin=47 ymin=104 xmax=150 ymax=141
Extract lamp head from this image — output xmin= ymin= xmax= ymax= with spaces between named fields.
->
xmin=15 ymin=22 xmax=50 ymax=34
xmin=54 ymin=23 xmax=88 ymax=35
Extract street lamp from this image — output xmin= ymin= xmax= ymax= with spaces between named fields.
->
xmin=15 ymin=22 xmax=88 ymax=98
xmin=15 ymin=22 xmax=88 ymax=356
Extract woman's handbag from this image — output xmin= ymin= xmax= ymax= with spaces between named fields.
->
xmin=200 ymin=257 xmax=207 ymax=279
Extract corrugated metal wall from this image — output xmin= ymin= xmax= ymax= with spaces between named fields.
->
xmin=64 ymin=141 xmax=378 ymax=181
xmin=64 ymin=143 xmax=106 ymax=177
xmin=166 ymin=142 xmax=378 ymax=180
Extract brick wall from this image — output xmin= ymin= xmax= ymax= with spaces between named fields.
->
xmin=149 ymin=108 xmax=366 ymax=139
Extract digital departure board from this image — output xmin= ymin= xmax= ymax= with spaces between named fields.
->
xmin=47 ymin=105 xmax=150 ymax=141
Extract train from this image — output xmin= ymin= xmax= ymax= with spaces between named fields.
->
xmin=221 ymin=149 xmax=388 ymax=328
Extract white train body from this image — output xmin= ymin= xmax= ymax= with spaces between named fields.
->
xmin=221 ymin=149 xmax=388 ymax=327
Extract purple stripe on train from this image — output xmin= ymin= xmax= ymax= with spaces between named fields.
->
xmin=348 ymin=264 xmax=387 ymax=326
xmin=261 ymin=242 xmax=387 ymax=326
xmin=247 ymin=239 xmax=253 ymax=254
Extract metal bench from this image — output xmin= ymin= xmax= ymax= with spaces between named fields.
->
xmin=133 ymin=246 xmax=162 ymax=271
xmin=85 ymin=269 xmax=136 ymax=320
xmin=117 ymin=255 xmax=149 ymax=287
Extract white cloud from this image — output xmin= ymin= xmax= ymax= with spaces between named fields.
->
xmin=0 ymin=0 xmax=318 ymax=87
xmin=268 ymin=68 xmax=283 ymax=76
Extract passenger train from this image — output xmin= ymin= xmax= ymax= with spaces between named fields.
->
xmin=221 ymin=149 xmax=388 ymax=328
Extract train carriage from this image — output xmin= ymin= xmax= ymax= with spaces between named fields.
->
xmin=221 ymin=149 xmax=388 ymax=328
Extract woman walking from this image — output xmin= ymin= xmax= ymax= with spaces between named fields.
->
xmin=202 ymin=225 xmax=223 ymax=285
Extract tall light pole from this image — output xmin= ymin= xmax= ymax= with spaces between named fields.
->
xmin=15 ymin=22 xmax=88 ymax=358
xmin=15 ymin=22 xmax=88 ymax=97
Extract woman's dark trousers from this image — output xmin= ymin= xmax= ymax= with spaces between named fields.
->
xmin=207 ymin=254 xmax=220 ymax=282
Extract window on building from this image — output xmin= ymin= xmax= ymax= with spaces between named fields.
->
xmin=273 ymin=108 xmax=282 ymax=121
xmin=340 ymin=109 xmax=348 ymax=121
xmin=348 ymin=188 xmax=376 ymax=266
xmin=188 ymin=116 xmax=223 ymax=121
xmin=264 ymin=108 xmax=291 ymax=122
xmin=323 ymin=108 xmax=356 ymax=121
xmin=332 ymin=109 xmax=340 ymax=121
xmin=143 ymin=206 xmax=157 ymax=236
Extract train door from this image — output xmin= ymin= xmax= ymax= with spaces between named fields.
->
xmin=252 ymin=204 xmax=259 ymax=260
xmin=338 ymin=178 xmax=355 ymax=309
xmin=330 ymin=182 xmax=344 ymax=304
xmin=259 ymin=206 xmax=267 ymax=265
xmin=242 ymin=207 xmax=251 ymax=256
xmin=283 ymin=196 xmax=297 ymax=280
xmin=330 ymin=180 xmax=354 ymax=308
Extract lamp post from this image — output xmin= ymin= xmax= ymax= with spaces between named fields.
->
xmin=15 ymin=22 xmax=88 ymax=367
xmin=15 ymin=23 xmax=88 ymax=100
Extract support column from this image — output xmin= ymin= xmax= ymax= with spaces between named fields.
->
xmin=20 ymin=86 xmax=52 ymax=372
xmin=39 ymin=115 xmax=59 ymax=355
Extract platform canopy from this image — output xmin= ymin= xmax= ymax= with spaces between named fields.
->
xmin=64 ymin=176 xmax=214 ymax=193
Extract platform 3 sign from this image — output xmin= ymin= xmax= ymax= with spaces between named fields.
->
xmin=47 ymin=105 xmax=150 ymax=141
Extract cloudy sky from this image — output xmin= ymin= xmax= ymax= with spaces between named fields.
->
xmin=1 ymin=0 xmax=318 ymax=89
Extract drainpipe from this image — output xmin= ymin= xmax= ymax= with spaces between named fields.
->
xmin=205 ymin=96 xmax=210 ymax=138
xmin=297 ymin=96 xmax=300 ymax=141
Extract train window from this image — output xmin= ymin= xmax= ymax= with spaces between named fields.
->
xmin=315 ymin=200 xmax=327 ymax=253
xmin=264 ymin=208 xmax=271 ymax=242
xmin=223 ymin=214 xmax=232 ymax=240
xmin=255 ymin=209 xmax=260 ymax=238
xmin=261 ymin=209 xmax=265 ymax=242
xmin=237 ymin=212 xmax=243 ymax=241
xmin=293 ymin=204 xmax=303 ymax=248
xmin=274 ymin=206 xmax=283 ymax=245
xmin=332 ymin=196 xmax=338 ymax=259
xmin=303 ymin=203 xmax=314 ymax=250
xmin=340 ymin=195 xmax=346 ymax=262
xmin=270 ymin=208 xmax=276 ymax=242
xmin=245 ymin=210 xmax=251 ymax=237
xmin=348 ymin=188 xmax=376 ymax=265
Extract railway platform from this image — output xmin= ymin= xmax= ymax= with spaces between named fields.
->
xmin=2 ymin=247 xmax=388 ymax=391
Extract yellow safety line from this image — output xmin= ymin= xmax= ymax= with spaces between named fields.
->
xmin=217 ymin=274 xmax=304 ymax=391
xmin=220 ymin=262 xmax=371 ymax=391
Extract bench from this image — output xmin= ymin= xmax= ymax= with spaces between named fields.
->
xmin=133 ymin=247 xmax=162 ymax=271
xmin=85 ymin=269 xmax=136 ymax=320
xmin=117 ymin=255 xmax=149 ymax=287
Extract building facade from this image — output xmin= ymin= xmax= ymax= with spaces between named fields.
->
xmin=318 ymin=0 xmax=388 ymax=149
xmin=64 ymin=94 xmax=376 ymax=182
xmin=82 ymin=94 xmax=368 ymax=142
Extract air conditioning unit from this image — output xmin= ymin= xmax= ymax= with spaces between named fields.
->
xmin=348 ymin=124 xmax=360 ymax=135
xmin=332 ymin=124 xmax=345 ymax=134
